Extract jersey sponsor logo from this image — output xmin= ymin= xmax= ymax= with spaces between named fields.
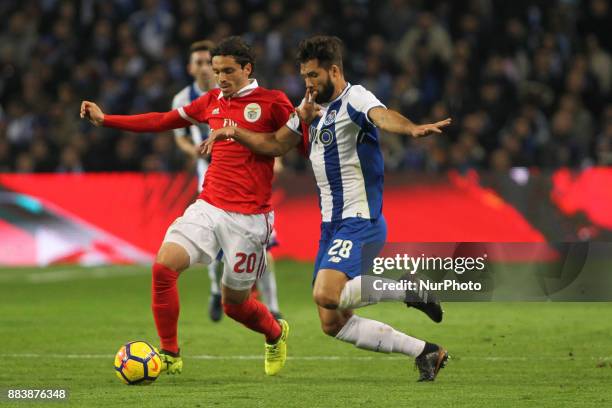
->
xmin=323 ymin=110 xmax=337 ymax=126
xmin=244 ymin=103 xmax=262 ymax=122
xmin=212 ymin=108 xmax=220 ymax=115
xmin=328 ymin=256 xmax=342 ymax=263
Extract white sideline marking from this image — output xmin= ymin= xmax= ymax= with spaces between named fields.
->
xmin=0 ymin=267 xmax=148 ymax=284
xmin=1 ymin=353 xmax=610 ymax=362
xmin=27 ymin=268 xmax=147 ymax=283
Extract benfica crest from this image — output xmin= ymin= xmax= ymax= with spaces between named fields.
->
xmin=244 ymin=103 xmax=262 ymax=122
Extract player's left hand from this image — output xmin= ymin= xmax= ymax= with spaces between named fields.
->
xmin=200 ymin=127 xmax=235 ymax=155
xmin=411 ymin=118 xmax=452 ymax=138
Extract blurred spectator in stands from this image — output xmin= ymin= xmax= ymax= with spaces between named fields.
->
xmin=5 ymin=100 xmax=36 ymax=149
xmin=578 ymin=0 xmax=611 ymax=52
xmin=396 ymin=11 xmax=453 ymax=67
xmin=377 ymin=0 xmax=417 ymax=42
xmin=0 ymin=11 xmax=37 ymax=69
xmin=586 ymin=35 xmax=612 ymax=96
xmin=490 ymin=148 xmax=512 ymax=173
xmin=57 ymin=145 xmax=84 ymax=173
xmin=15 ymin=152 xmax=35 ymax=173
xmin=111 ymin=135 xmax=140 ymax=172
xmin=0 ymin=137 xmax=12 ymax=172
xmin=29 ymin=138 xmax=55 ymax=173
xmin=141 ymin=154 xmax=165 ymax=172
xmin=596 ymin=105 xmax=612 ymax=165
xmin=129 ymin=0 xmax=174 ymax=60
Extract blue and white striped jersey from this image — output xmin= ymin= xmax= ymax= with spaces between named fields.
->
xmin=172 ymin=82 xmax=210 ymax=192
xmin=172 ymin=82 xmax=212 ymax=143
xmin=286 ymin=84 xmax=385 ymax=222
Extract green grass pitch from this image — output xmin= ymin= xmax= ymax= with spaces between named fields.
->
xmin=1 ymin=262 xmax=611 ymax=407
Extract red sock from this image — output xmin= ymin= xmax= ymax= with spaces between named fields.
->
xmin=223 ymin=298 xmax=281 ymax=343
xmin=250 ymin=286 xmax=260 ymax=300
xmin=151 ymin=262 xmax=180 ymax=354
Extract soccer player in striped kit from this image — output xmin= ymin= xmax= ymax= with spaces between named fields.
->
xmin=204 ymin=36 xmax=452 ymax=382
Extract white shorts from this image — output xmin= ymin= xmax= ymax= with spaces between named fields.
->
xmin=163 ymin=199 xmax=273 ymax=290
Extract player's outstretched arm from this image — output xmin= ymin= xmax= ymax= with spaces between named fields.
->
xmin=201 ymin=125 xmax=300 ymax=157
xmin=368 ymin=107 xmax=452 ymax=138
xmin=79 ymin=100 xmax=190 ymax=133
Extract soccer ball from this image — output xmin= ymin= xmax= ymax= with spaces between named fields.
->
xmin=114 ymin=341 xmax=162 ymax=385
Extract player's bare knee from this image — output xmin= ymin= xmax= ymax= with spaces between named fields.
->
xmin=312 ymin=269 xmax=347 ymax=309
xmin=155 ymin=254 xmax=186 ymax=272
xmin=156 ymin=243 xmax=190 ymax=272
xmin=312 ymin=289 xmax=339 ymax=310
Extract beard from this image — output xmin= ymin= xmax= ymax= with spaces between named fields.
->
xmin=314 ymin=77 xmax=335 ymax=103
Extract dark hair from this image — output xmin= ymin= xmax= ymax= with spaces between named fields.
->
xmin=189 ymin=40 xmax=215 ymax=54
xmin=296 ymin=36 xmax=344 ymax=71
xmin=211 ymin=36 xmax=255 ymax=72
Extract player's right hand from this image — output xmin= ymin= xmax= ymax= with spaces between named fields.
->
xmin=200 ymin=126 xmax=235 ymax=155
xmin=296 ymin=88 xmax=322 ymax=125
xmin=80 ymin=101 xmax=104 ymax=127
xmin=411 ymin=118 xmax=452 ymax=138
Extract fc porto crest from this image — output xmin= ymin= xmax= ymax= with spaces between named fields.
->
xmin=323 ymin=110 xmax=337 ymax=126
xmin=244 ymin=103 xmax=262 ymax=122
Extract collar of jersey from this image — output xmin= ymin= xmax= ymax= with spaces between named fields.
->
xmin=217 ymin=79 xmax=259 ymax=100
xmin=320 ymin=82 xmax=351 ymax=108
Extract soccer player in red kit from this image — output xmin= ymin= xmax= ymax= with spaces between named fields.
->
xmin=80 ymin=37 xmax=292 ymax=376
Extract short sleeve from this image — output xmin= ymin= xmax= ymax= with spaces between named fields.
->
xmin=285 ymin=112 xmax=302 ymax=135
xmin=270 ymin=91 xmax=295 ymax=130
xmin=284 ymin=98 xmax=305 ymax=135
xmin=347 ymin=85 xmax=386 ymax=125
xmin=171 ymin=92 xmax=184 ymax=110
xmin=180 ymin=92 xmax=213 ymax=124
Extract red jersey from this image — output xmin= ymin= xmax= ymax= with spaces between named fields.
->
xmin=179 ymin=80 xmax=293 ymax=213
xmin=103 ymin=79 xmax=293 ymax=214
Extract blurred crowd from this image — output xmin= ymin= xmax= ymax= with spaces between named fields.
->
xmin=0 ymin=0 xmax=611 ymax=174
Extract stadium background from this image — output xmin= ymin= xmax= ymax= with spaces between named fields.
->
xmin=1 ymin=0 xmax=611 ymax=265
xmin=1 ymin=0 xmax=611 ymax=174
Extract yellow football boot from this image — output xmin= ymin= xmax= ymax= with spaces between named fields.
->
xmin=158 ymin=349 xmax=183 ymax=375
xmin=264 ymin=319 xmax=289 ymax=376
